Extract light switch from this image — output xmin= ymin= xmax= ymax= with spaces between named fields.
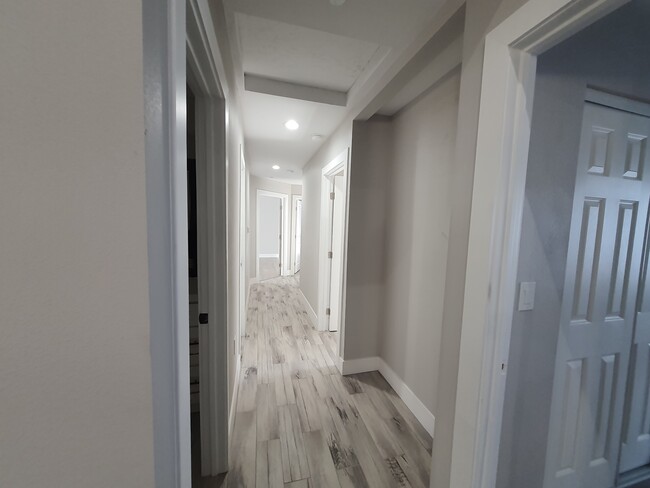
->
xmin=518 ymin=282 xmax=536 ymax=311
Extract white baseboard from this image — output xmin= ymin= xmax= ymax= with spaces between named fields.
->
xmin=259 ymin=253 xmax=279 ymax=258
xmin=228 ymin=355 xmax=241 ymax=437
xmin=341 ymin=356 xmax=435 ymax=437
xmin=341 ymin=356 xmax=381 ymax=375
xmin=298 ymin=287 xmax=318 ymax=328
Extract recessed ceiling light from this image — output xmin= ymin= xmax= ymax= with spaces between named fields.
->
xmin=312 ymin=134 xmax=324 ymax=142
xmin=285 ymin=119 xmax=300 ymax=131
xmin=272 ymin=165 xmax=280 ymax=170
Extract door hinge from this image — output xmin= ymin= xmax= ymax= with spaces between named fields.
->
xmin=328 ymin=251 xmax=333 ymax=259
xmin=199 ymin=313 xmax=208 ymax=325
xmin=326 ymin=308 xmax=331 ymax=316
xmin=330 ymin=192 xmax=335 ymax=200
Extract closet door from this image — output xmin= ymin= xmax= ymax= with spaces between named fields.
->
xmin=544 ymin=101 xmax=650 ymax=488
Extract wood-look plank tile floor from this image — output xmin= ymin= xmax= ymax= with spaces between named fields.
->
xmin=219 ymin=276 xmax=432 ymax=487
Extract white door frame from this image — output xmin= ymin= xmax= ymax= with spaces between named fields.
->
xmin=291 ymin=195 xmax=302 ymax=275
xmin=317 ymin=149 xmax=351 ymax=350
xmin=186 ymin=0 xmax=229 ymax=477
xmin=144 ymin=0 xmax=232 ymax=484
xmin=256 ymin=189 xmax=290 ymax=279
xmin=238 ymin=146 xmax=247 ymax=343
xmin=451 ymin=1 xmax=630 ymax=487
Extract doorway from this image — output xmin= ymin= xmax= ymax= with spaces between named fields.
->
xmin=256 ymin=190 xmax=289 ymax=281
xmin=483 ymin=3 xmax=650 ymax=488
xmin=318 ymin=150 xmax=350 ymax=341
xmin=292 ymin=195 xmax=303 ymax=276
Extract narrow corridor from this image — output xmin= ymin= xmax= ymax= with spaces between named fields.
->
xmin=226 ymin=277 xmax=432 ymax=487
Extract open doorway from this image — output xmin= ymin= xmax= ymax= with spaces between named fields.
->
xmin=256 ymin=190 xmax=289 ymax=281
xmin=318 ymin=150 xmax=350 ymax=348
xmin=186 ymin=22 xmax=229 ymax=483
xmin=483 ymin=3 xmax=650 ymax=488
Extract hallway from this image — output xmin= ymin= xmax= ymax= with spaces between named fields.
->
xmin=226 ymin=277 xmax=432 ymax=488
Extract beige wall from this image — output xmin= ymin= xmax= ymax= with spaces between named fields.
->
xmin=0 ymin=1 xmax=154 ymax=486
xmin=382 ymin=71 xmax=460 ymax=412
xmin=300 ymin=121 xmax=353 ymax=312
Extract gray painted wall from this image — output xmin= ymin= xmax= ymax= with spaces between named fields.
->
xmin=382 ymin=71 xmax=460 ymax=412
xmin=344 ymin=117 xmax=392 ymax=360
xmin=0 ymin=1 xmax=155 ymax=486
xmin=496 ymin=3 xmax=650 ymax=487
xmin=344 ymin=70 xmax=460 ymax=408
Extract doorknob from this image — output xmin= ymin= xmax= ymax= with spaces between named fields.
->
xmin=199 ymin=313 xmax=208 ymax=324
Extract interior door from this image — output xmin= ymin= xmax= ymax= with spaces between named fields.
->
xmin=619 ymin=110 xmax=650 ymax=475
xmin=544 ymin=101 xmax=650 ymax=488
xmin=328 ymin=173 xmax=345 ymax=332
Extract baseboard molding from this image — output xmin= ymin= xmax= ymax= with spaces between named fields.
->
xmin=341 ymin=356 xmax=381 ymax=375
xmin=228 ymin=355 xmax=241 ymax=437
xmin=298 ymin=287 xmax=318 ymax=328
xmin=341 ymin=356 xmax=435 ymax=437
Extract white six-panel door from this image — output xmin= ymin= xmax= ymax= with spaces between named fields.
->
xmin=544 ymin=101 xmax=650 ymax=488
xmin=619 ymin=107 xmax=650 ymax=474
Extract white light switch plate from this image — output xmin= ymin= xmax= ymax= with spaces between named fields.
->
xmin=518 ymin=282 xmax=536 ymax=311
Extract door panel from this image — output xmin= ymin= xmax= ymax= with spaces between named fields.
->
xmin=544 ymin=102 xmax=650 ymax=488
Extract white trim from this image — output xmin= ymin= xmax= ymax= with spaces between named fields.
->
xmin=256 ymin=189 xmax=290 ymax=279
xmin=259 ymin=253 xmax=280 ymax=259
xmin=291 ymin=194 xmax=303 ymax=275
xmin=143 ymin=0 xmax=191 ymax=485
xmin=453 ymin=2 xmax=630 ymax=488
xmin=228 ymin=354 xmax=241 ymax=438
xmin=340 ymin=356 xmax=436 ymax=438
xmin=341 ymin=356 xmax=381 ymax=375
xmin=238 ymin=146 xmax=247 ymax=352
xmin=298 ymin=287 xmax=318 ymax=329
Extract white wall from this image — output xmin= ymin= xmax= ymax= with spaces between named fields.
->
xmin=258 ymin=195 xmax=281 ymax=256
xmin=0 ymin=1 xmax=154 ymax=486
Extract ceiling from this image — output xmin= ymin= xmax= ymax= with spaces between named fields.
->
xmin=221 ymin=0 xmax=453 ymax=183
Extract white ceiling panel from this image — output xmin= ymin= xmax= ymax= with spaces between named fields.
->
xmin=236 ymin=13 xmax=380 ymax=92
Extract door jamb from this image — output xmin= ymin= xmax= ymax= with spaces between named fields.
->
xmin=452 ymin=1 xmax=630 ymax=487
xmin=317 ymin=149 xmax=351 ymax=356
xmin=291 ymin=194 xmax=303 ymax=275
xmin=256 ymin=189 xmax=290 ymax=279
